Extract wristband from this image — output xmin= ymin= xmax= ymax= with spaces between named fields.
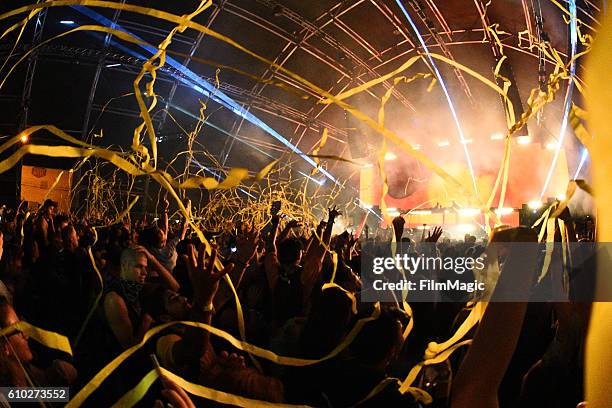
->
xmin=198 ymin=302 xmax=214 ymax=313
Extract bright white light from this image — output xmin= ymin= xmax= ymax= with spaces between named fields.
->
xmin=416 ymin=225 xmax=430 ymax=230
xmin=528 ymin=200 xmax=543 ymax=210
xmin=457 ymin=224 xmax=476 ymax=233
xmin=362 ymin=163 xmax=374 ymax=168
xmin=317 ymin=178 xmax=326 ymax=186
xmin=193 ymin=85 xmax=204 ymax=93
xmin=412 ymin=144 xmax=421 ymax=150
xmin=304 ymin=174 xmax=324 ymax=185
xmin=230 ymin=247 xmax=237 ymax=253
xmin=461 ymin=139 xmax=473 ymax=144
xmin=384 ymin=152 xmax=397 ymax=161
xmin=60 ymin=20 xmax=75 ymax=25
xmin=517 ymin=135 xmax=531 ymax=145
xmin=495 ymin=207 xmax=514 ymax=216
xmin=411 ymin=210 xmax=432 ymax=215
xmin=556 ymin=194 xmax=566 ymax=201
xmin=573 ymin=149 xmax=589 ymax=179
xmin=105 ymin=63 xmax=121 ymax=68
xmin=362 ymin=203 xmax=373 ymax=209
xmin=458 ymin=208 xmax=481 ymax=216
xmin=388 ymin=211 xmax=400 ymax=217
xmin=386 ymin=207 xmax=397 ymax=212
xmin=546 ymin=142 xmax=558 ymax=150
xmin=19 ymin=134 xmax=29 ymax=144
xmin=437 ymin=140 xmax=450 ymax=147
xmin=490 ymin=132 xmax=504 ymax=140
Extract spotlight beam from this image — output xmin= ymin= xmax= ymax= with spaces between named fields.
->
xmin=573 ymin=148 xmax=588 ymax=179
xmin=539 ymin=0 xmax=577 ymax=198
xmin=72 ymin=6 xmax=341 ymax=186
xmin=394 ymin=0 xmax=479 ymax=196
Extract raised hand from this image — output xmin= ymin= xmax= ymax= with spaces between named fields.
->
xmin=392 ymin=215 xmax=405 ymax=229
xmin=133 ymin=244 xmax=153 ymax=260
xmin=285 ymin=219 xmax=302 ymax=230
xmin=157 ymin=375 xmax=196 ymax=408
xmin=189 ymin=246 xmax=234 ymax=307
xmin=328 ymin=205 xmax=341 ymax=222
xmin=236 ymin=224 xmax=259 ymax=264
xmin=424 ymin=226 xmax=443 ymax=243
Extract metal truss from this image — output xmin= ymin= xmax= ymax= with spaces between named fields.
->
xmin=19 ymin=8 xmax=47 ymax=130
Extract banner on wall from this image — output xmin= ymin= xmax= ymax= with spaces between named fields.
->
xmin=21 ymin=166 xmax=72 ymax=212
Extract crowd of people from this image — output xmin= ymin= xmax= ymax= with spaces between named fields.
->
xmin=0 ymin=196 xmax=592 ymax=407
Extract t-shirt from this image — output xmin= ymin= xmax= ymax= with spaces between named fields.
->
xmin=150 ymin=237 xmax=179 ymax=272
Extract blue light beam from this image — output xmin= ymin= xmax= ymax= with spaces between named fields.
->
xmin=394 ymin=0 xmax=479 ymax=195
xmin=72 ymin=6 xmax=341 ymax=186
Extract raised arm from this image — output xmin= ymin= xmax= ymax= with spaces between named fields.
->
xmin=169 ymin=247 xmax=234 ymax=366
xmin=135 ymin=245 xmax=180 ymax=292
xmin=278 ymin=219 xmax=302 ymax=242
xmin=179 ymin=199 xmax=191 ymax=241
xmin=452 ymin=227 xmax=538 ymax=408
xmin=161 ymin=195 xmax=169 ymax=234
xmin=264 ymin=215 xmax=281 ymax=292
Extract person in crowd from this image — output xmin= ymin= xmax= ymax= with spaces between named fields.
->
xmin=0 ymin=297 xmax=77 ymax=387
xmin=147 ymin=197 xmax=189 ymax=272
xmin=33 ymin=199 xmax=57 ymax=257
xmin=103 ymin=247 xmax=155 ymax=353
xmin=0 ymin=196 xmax=595 ymax=407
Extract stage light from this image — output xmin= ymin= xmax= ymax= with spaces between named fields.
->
xmin=490 ymin=132 xmax=504 ymax=140
xmin=362 ymin=203 xmax=373 ymax=209
xmin=384 ymin=152 xmax=397 ymax=161
xmin=458 ymin=208 xmax=481 ymax=216
xmin=317 ymin=178 xmax=326 ymax=186
xmin=495 ymin=207 xmax=514 ymax=216
xmin=19 ymin=134 xmax=28 ymax=144
xmin=411 ymin=210 xmax=432 ymax=215
xmin=416 ymin=225 xmax=430 ymax=230
xmin=556 ymin=194 xmax=566 ymax=201
xmin=386 ymin=207 xmax=397 ymax=212
xmin=60 ymin=20 xmax=75 ymax=25
xmin=517 ymin=135 xmax=531 ymax=145
xmin=546 ymin=141 xmax=558 ymax=150
xmin=461 ymin=139 xmax=473 ymax=144
xmin=105 ymin=63 xmax=121 ymax=68
xmin=457 ymin=224 xmax=476 ymax=233
xmin=528 ymin=200 xmax=543 ymax=210
xmin=437 ymin=140 xmax=450 ymax=147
